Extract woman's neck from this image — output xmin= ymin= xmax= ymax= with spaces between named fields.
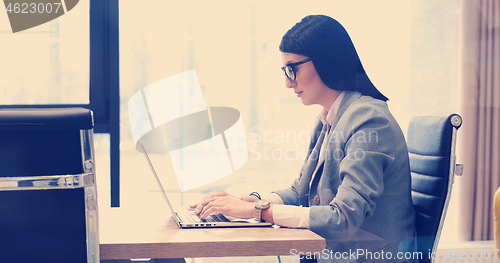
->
xmin=319 ymin=89 xmax=342 ymax=110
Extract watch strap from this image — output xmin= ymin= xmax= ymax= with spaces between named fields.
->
xmin=254 ymin=199 xmax=270 ymax=222
xmin=254 ymin=207 xmax=262 ymax=222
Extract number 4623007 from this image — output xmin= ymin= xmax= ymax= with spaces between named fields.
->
xmin=5 ymin=3 xmax=62 ymax=14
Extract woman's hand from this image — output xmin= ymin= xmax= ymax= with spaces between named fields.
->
xmin=189 ymin=190 xmax=255 ymax=219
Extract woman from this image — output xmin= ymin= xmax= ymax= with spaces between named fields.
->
xmin=191 ymin=15 xmax=416 ymax=263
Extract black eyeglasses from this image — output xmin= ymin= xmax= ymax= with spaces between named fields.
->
xmin=281 ymin=58 xmax=311 ymax=81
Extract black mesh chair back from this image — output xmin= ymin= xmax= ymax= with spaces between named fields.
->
xmin=407 ymin=114 xmax=462 ymax=263
xmin=0 ymin=108 xmax=99 ymax=263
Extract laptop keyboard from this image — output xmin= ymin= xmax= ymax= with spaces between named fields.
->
xmin=186 ymin=212 xmax=230 ymax=223
xmin=203 ymin=212 xmax=231 ymax=222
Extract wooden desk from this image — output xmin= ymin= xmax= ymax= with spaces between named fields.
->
xmin=99 ymin=205 xmax=325 ymax=260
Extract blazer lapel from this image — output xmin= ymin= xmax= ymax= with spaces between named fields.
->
xmin=308 ymin=91 xmax=362 ymax=190
xmin=299 ymin=124 xmax=327 ymax=206
xmin=329 ymin=91 xmax=362 ymax=132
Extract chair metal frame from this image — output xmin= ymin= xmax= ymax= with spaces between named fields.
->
xmin=0 ymin=128 xmax=100 ymax=263
xmin=410 ymin=114 xmax=463 ymax=263
xmin=430 ymin=115 xmax=463 ymax=256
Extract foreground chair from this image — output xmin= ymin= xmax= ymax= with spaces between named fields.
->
xmin=407 ymin=114 xmax=463 ymax=263
xmin=494 ymin=187 xmax=500 ymax=250
xmin=0 ymin=108 xmax=99 ymax=263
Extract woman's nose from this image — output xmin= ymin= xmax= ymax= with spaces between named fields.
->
xmin=285 ymin=77 xmax=295 ymax=88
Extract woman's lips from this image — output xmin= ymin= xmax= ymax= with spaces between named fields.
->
xmin=296 ymin=91 xmax=303 ymax=97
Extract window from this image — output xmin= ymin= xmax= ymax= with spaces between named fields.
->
xmin=1 ymin=0 xmax=120 ymax=207
xmin=0 ymin=1 xmax=89 ymax=104
xmin=117 ymin=1 xmax=414 ymax=205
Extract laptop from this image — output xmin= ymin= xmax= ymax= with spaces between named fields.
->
xmin=142 ymin=151 xmax=273 ymax=228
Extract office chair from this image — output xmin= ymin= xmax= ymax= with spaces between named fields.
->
xmin=494 ymin=187 xmax=500 ymax=250
xmin=0 ymin=108 xmax=99 ymax=263
xmin=407 ymin=114 xmax=463 ymax=263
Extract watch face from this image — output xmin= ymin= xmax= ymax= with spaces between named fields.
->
xmin=255 ymin=199 xmax=270 ymax=209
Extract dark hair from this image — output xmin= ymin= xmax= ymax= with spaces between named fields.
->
xmin=279 ymin=15 xmax=388 ymax=101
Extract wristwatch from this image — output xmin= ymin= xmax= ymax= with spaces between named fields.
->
xmin=254 ymin=199 xmax=270 ymax=222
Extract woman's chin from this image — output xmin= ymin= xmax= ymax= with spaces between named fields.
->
xmin=300 ymin=99 xmax=312 ymax=106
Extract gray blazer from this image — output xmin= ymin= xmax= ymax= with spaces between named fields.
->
xmin=274 ymin=91 xmax=416 ymax=263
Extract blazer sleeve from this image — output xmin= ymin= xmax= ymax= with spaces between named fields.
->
xmin=309 ymin=103 xmax=400 ymax=240
xmin=273 ymin=177 xmax=301 ymax=206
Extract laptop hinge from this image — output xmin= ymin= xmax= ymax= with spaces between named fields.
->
xmin=175 ymin=212 xmax=183 ymax=223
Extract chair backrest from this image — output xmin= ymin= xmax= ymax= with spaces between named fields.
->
xmin=0 ymin=108 xmax=99 ymax=263
xmin=407 ymin=114 xmax=462 ymax=263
